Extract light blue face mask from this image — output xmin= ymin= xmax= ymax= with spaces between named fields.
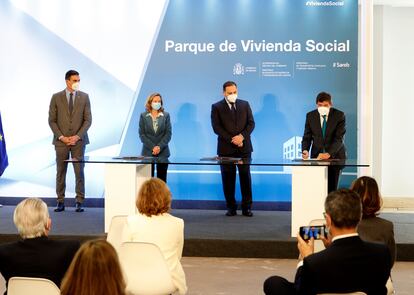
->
xmin=151 ymin=102 xmax=161 ymax=111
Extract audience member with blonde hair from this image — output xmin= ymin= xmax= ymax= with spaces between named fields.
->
xmin=122 ymin=178 xmax=187 ymax=294
xmin=61 ymin=239 xmax=126 ymax=295
xmin=351 ymin=176 xmax=396 ymax=266
xmin=0 ymin=198 xmax=79 ymax=289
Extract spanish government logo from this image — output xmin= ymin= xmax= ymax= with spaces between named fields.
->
xmin=233 ymin=63 xmax=245 ymax=75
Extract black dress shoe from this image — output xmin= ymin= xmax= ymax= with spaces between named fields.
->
xmin=75 ymin=202 xmax=84 ymax=212
xmin=54 ymin=202 xmax=65 ymax=212
xmin=225 ymin=209 xmax=237 ymax=216
xmin=242 ymin=209 xmax=253 ymax=217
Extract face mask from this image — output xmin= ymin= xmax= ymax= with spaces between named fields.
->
xmin=317 ymin=106 xmax=329 ymax=116
xmin=151 ymin=102 xmax=161 ymax=111
xmin=71 ymin=82 xmax=80 ymax=91
xmin=227 ymin=94 xmax=237 ymax=103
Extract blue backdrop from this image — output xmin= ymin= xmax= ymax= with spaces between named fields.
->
xmin=0 ymin=0 xmax=357 ymax=204
xmin=120 ymin=0 xmax=358 ymax=202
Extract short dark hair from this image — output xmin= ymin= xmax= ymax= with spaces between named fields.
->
xmin=325 ymin=189 xmax=362 ymax=229
xmin=65 ymin=70 xmax=80 ymax=80
xmin=223 ymin=81 xmax=237 ymax=92
xmin=316 ymin=91 xmax=332 ymax=104
xmin=350 ymin=176 xmax=382 ymax=218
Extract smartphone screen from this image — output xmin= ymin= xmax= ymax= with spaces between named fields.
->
xmin=299 ymin=225 xmax=326 ymax=241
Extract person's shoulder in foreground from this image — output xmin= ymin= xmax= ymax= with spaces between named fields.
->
xmin=0 ymin=198 xmax=80 ymax=287
xmin=296 ymin=189 xmax=391 ymax=295
xmin=264 ymin=189 xmax=391 ymax=295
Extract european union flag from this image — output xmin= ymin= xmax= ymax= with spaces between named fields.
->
xmin=0 ymin=112 xmax=8 ymax=176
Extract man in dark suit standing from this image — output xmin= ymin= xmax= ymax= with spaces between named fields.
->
xmin=263 ymin=189 xmax=392 ymax=295
xmin=301 ymin=92 xmax=346 ymax=192
xmin=0 ymin=198 xmax=79 ymax=291
xmin=48 ymin=70 xmax=92 ymax=212
xmin=211 ymin=81 xmax=255 ymax=217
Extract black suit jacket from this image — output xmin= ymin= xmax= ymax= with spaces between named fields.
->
xmin=0 ymin=237 xmax=79 ymax=288
xmin=358 ymin=216 xmax=396 ymax=267
xmin=294 ymin=236 xmax=391 ymax=295
xmin=211 ymin=99 xmax=255 ymax=155
xmin=301 ymin=108 xmax=346 ymax=159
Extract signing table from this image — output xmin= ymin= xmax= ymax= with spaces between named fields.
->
xmin=74 ymin=156 xmax=367 ymax=235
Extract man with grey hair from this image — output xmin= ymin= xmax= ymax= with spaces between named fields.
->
xmin=0 ymin=198 xmax=79 ymax=289
xmin=264 ymin=189 xmax=392 ymax=295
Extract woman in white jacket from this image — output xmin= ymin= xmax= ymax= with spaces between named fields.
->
xmin=122 ymin=178 xmax=187 ymax=294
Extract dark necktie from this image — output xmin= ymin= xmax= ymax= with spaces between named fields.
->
xmin=322 ymin=115 xmax=327 ymax=138
xmin=69 ymin=93 xmax=74 ymax=115
xmin=230 ymin=102 xmax=237 ymax=120
xmin=322 ymin=115 xmax=327 ymax=152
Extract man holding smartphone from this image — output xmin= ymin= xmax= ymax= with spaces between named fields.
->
xmin=263 ymin=189 xmax=391 ymax=295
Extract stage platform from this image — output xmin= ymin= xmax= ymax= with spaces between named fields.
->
xmin=1 ymin=206 xmax=414 ymax=260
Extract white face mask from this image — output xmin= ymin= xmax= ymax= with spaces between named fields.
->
xmin=317 ymin=106 xmax=329 ymax=116
xmin=71 ymin=82 xmax=80 ymax=91
xmin=151 ymin=102 xmax=161 ymax=111
xmin=227 ymin=94 xmax=237 ymax=103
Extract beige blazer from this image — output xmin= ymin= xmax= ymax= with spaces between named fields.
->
xmin=122 ymin=213 xmax=187 ymax=295
xmin=48 ymin=89 xmax=92 ymax=146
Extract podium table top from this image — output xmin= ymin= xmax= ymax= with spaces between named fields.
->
xmin=67 ymin=156 xmax=368 ymax=167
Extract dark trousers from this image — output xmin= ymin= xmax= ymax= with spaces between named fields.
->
xmin=151 ymin=163 xmax=168 ymax=183
xmin=328 ymin=165 xmax=343 ymax=193
xmin=55 ymin=143 xmax=85 ymax=203
xmin=263 ymin=276 xmax=295 ymax=295
xmin=219 ymin=152 xmax=252 ymax=210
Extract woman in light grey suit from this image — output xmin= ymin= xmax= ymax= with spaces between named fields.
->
xmin=351 ymin=176 xmax=396 ymax=266
xmin=139 ymin=93 xmax=171 ymax=182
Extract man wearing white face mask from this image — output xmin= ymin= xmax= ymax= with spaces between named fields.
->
xmin=211 ymin=81 xmax=255 ymax=217
xmin=301 ymin=91 xmax=346 ymax=192
xmin=48 ymin=70 xmax=92 ymax=212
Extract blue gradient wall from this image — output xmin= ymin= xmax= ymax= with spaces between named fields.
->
xmin=0 ymin=0 xmax=357 ymax=204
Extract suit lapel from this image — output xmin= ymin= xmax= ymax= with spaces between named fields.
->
xmin=222 ymin=99 xmax=236 ymax=123
xmin=234 ymin=100 xmax=239 ymax=124
xmin=221 ymin=99 xmax=231 ymax=114
xmin=146 ymin=114 xmax=156 ymax=135
xmin=313 ymin=111 xmax=323 ymax=137
xmin=325 ymin=109 xmax=335 ymax=138
xmin=72 ymin=92 xmax=81 ymax=116
xmin=157 ymin=114 xmax=165 ymax=134
xmin=60 ymin=91 xmax=70 ymax=117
